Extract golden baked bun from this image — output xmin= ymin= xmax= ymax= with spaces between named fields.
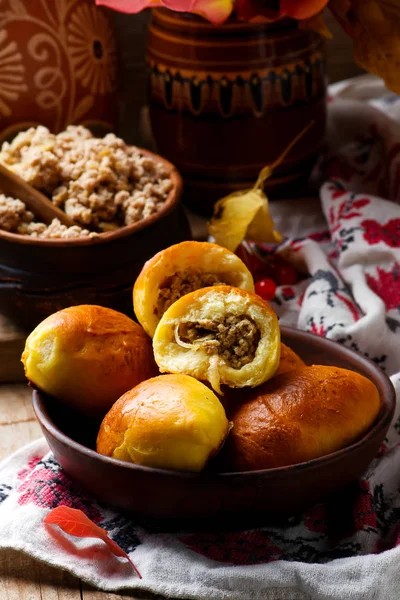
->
xmin=97 ymin=374 xmax=231 ymax=472
xmin=222 ymin=365 xmax=381 ymax=471
xmin=274 ymin=343 xmax=306 ymax=377
xmin=22 ymin=305 xmax=156 ymax=416
xmin=153 ymin=285 xmax=280 ymax=394
xmin=221 ymin=342 xmax=306 ymax=410
xmin=133 ymin=241 xmax=254 ymax=337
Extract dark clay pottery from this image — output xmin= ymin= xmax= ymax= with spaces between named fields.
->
xmin=32 ymin=327 xmax=395 ymax=524
xmin=0 ymin=150 xmax=189 ymax=330
xmin=147 ymin=9 xmax=327 ymax=215
xmin=0 ymin=1 xmax=118 ymax=141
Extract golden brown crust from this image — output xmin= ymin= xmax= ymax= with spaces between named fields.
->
xmin=220 ymin=343 xmax=307 ymax=411
xmin=274 ymin=343 xmax=306 ymax=377
xmin=153 ymin=285 xmax=280 ymax=392
xmin=221 ymin=365 xmax=381 ymax=471
xmin=161 ymin=284 xmax=273 ymax=316
xmin=22 ymin=305 xmax=157 ymax=416
xmin=133 ymin=241 xmax=255 ymax=337
xmin=97 ymin=374 xmax=230 ymax=472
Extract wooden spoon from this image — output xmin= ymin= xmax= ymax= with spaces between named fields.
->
xmin=0 ymin=162 xmax=76 ymax=227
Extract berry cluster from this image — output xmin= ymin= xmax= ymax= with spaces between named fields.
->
xmin=237 ymin=243 xmax=299 ymax=301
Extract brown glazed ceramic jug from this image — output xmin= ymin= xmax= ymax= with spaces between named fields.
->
xmin=147 ymin=9 xmax=327 ymax=215
xmin=0 ymin=0 xmax=118 ymax=141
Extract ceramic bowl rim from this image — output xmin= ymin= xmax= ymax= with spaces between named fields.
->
xmin=0 ymin=147 xmax=183 ymax=248
xmin=32 ymin=326 xmax=396 ymax=480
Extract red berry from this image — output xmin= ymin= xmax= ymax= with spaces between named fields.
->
xmin=276 ymin=264 xmax=298 ymax=285
xmin=236 ymin=244 xmax=264 ymax=275
xmin=255 ymin=278 xmax=277 ymax=301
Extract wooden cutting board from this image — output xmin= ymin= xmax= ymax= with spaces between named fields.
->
xmin=0 ymin=314 xmax=26 ymax=383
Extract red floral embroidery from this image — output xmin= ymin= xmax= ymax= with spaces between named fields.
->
xmin=330 ymin=198 xmax=370 ymax=234
xmin=335 ymin=292 xmax=360 ymax=322
xmin=290 ymin=240 xmax=305 ymax=253
xmin=352 ymin=198 xmax=371 ymax=211
xmin=336 ymin=238 xmax=346 ymax=252
xmin=328 ymin=249 xmax=339 ymax=261
xmin=17 ymin=460 xmax=101 ymax=523
xmin=304 ymin=503 xmax=328 ymax=534
xmin=280 ymin=286 xmax=295 ymax=301
xmin=17 ymin=456 xmax=42 ymax=481
xmin=181 ymin=530 xmax=282 ymax=565
xmin=332 ymin=189 xmax=348 ymax=200
xmin=366 ymin=264 xmax=400 ymax=310
xmin=376 ymin=442 xmax=389 ymax=458
xmin=352 ymin=480 xmax=376 ymax=532
xmin=297 ymin=291 xmax=306 ymax=307
xmin=304 ymin=480 xmax=375 ymax=536
xmin=311 ymin=322 xmax=326 ymax=336
xmin=308 ymin=230 xmax=331 ymax=243
xmin=362 ymin=219 xmax=400 ymax=247
xmin=329 ymin=206 xmax=336 ymax=228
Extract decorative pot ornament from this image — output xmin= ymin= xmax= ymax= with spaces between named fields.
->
xmin=0 ymin=0 xmax=118 ymax=142
xmin=146 ymin=9 xmax=327 ymax=215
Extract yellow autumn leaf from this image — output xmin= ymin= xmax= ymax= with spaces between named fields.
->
xmin=208 ymin=186 xmax=282 ymax=253
xmin=207 ymin=122 xmax=314 ymax=253
xmin=329 ymin=0 xmax=400 ymax=94
xmin=245 ymin=185 xmax=284 ymax=246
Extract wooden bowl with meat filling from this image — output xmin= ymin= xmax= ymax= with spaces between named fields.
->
xmin=0 ymin=144 xmax=189 ymax=331
xmin=32 ymin=327 xmax=395 ymax=526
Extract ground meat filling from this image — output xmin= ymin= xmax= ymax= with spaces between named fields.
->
xmin=177 ymin=314 xmax=260 ymax=370
xmin=0 ymin=125 xmax=172 ymax=238
xmin=156 ymin=270 xmax=223 ymax=316
xmin=0 ymin=194 xmax=95 ymax=238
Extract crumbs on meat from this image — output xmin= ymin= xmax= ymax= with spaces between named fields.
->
xmin=177 ymin=314 xmax=261 ymax=370
xmin=156 ymin=271 xmax=224 ymax=317
xmin=0 ymin=194 xmax=95 ymax=239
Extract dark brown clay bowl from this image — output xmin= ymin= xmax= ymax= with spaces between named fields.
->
xmin=0 ymin=149 xmax=190 ymax=330
xmin=32 ymin=327 xmax=396 ymax=525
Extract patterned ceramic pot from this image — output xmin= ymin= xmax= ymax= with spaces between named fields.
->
xmin=0 ymin=0 xmax=118 ymax=141
xmin=147 ymin=9 xmax=327 ymax=215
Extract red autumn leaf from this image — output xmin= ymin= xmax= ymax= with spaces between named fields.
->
xmin=96 ymin=0 xmax=162 ymax=13
xmin=44 ymin=506 xmax=142 ymax=578
xmin=96 ymin=0 xmax=195 ymax=14
xmin=96 ymin=0 xmax=233 ymax=24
